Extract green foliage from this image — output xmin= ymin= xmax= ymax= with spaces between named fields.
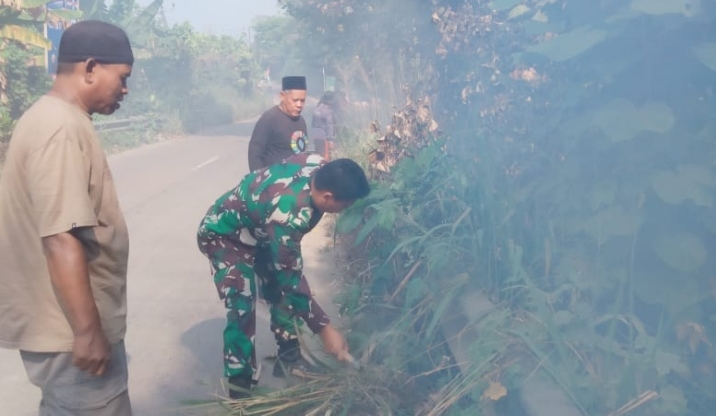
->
xmin=98 ymin=126 xmax=158 ymax=154
xmin=178 ymin=90 xmax=234 ymax=134
xmin=0 ymin=1 xmax=56 ymax=150
xmin=251 ymin=15 xmax=301 ymax=76
xmin=2 ymin=0 xmax=269 ymax=168
xmin=0 ymin=42 xmax=51 ymax=142
xmin=332 ymin=128 xmax=500 ymax=414
xmin=79 ymin=0 xmax=109 ymax=20
xmin=293 ymin=0 xmax=716 ymax=415
xmin=107 ymin=0 xmax=136 ymax=24
xmin=128 ymin=20 xmax=263 ymax=133
xmin=278 ymin=0 xmax=437 ymax=111
xmin=89 ymin=3 xmax=266 ymax=134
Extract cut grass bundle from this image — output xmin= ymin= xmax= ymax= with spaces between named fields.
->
xmin=214 ymin=364 xmax=409 ymax=416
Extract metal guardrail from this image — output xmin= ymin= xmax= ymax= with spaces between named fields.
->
xmin=93 ymin=116 xmax=149 ymax=133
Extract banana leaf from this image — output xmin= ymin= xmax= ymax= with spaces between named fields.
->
xmin=125 ymin=0 xmax=163 ymax=32
xmin=123 ymin=0 xmax=163 ymax=49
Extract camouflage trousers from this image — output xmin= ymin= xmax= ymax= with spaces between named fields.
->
xmin=197 ymin=236 xmax=313 ymax=379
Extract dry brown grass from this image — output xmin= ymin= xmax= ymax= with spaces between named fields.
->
xmin=181 ymin=362 xmax=411 ymax=416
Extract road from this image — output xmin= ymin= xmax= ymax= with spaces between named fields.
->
xmin=0 ymin=119 xmax=343 ymax=416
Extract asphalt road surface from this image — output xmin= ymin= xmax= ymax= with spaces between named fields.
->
xmin=0 ymin=119 xmax=342 ymax=416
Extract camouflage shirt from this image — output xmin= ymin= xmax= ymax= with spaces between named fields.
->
xmin=199 ymin=153 xmax=329 ymax=332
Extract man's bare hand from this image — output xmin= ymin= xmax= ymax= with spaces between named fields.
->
xmin=73 ymin=328 xmax=111 ymax=376
xmin=320 ymin=324 xmax=350 ymax=362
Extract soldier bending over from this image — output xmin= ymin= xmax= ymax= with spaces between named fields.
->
xmin=196 ymin=153 xmax=370 ymax=399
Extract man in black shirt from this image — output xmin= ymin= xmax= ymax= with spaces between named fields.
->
xmin=248 ymin=76 xmax=309 ymax=171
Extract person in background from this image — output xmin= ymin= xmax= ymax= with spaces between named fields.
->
xmin=311 ymin=91 xmax=336 ymax=160
xmin=196 ymin=153 xmax=371 ymax=399
xmin=248 ymin=76 xmax=309 ymax=171
xmin=0 ymin=20 xmax=135 ymax=415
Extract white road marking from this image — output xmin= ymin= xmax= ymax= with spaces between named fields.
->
xmin=192 ymin=156 xmax=219 ymax=171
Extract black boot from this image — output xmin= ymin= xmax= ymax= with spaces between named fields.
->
xmin=272 ymin=339 xmax=324 ymax=378
xmin=227 ymin=375 xmax=254 ymax=400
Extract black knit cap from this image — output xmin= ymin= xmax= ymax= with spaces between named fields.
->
xmin=58 ymin=20 xmax=134 ymax=65
xmin=282 ymin=76 xmax=307 ymax=91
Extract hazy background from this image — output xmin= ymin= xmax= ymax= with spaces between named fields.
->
xmin=137 ymin=0 xmax=279 ymax=35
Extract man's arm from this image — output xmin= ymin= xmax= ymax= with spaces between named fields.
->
xmin=42 ymin=231 xmax=110 ymax=376
xmin=248 ymin=114 xmax=271 ymax=171
xmin=264 ymin=219 xmax=350 ymax=360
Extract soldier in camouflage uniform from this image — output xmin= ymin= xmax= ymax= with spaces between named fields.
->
xmin=197 ymin=153 xmax=370 ymax=399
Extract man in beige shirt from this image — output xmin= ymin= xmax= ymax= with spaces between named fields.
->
xmin=0 ymin=21 xmax=135 ymax=416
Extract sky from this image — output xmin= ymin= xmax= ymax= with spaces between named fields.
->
xmin=137 ymin=0 xmax=280 ymax=36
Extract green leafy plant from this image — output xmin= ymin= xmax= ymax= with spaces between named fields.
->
xmin=0 ymin=41 xmax=51 ymax=141
xmin=278 ymin=2 xmax=716 ymax=415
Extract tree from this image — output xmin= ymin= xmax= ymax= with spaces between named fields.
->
xmin=0 ymin=0 xmax=75 ymax=137
xmin=284 ymin=1 xmax=716 ymax=416
xmin=250 ymin=15 xmax=296 ymax=76
xmin=107 ymin=0 xmax=134 ymax=24
xmin=277 ymin=0 xmax=437 ymax=112
xmin=79 ymin=0 xmax=109 ymax=20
